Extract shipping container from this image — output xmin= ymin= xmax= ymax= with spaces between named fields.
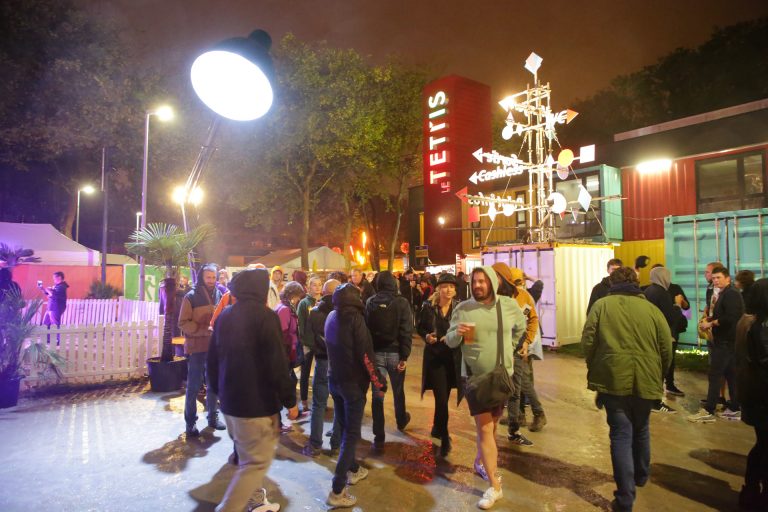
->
xmin=613 ymin=239 xmax=665 ymax=287
xmin=664 ymin=208 xmax=768 ymax=345
xmin=482 ymin=243 xmax=614 ymax=347
xmin=622 ymin=160 xmax=697 ymax=241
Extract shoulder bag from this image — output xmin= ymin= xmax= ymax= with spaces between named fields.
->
xmin=464 ymin=301 xmax=514 ymax=410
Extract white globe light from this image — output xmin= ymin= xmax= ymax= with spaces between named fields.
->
xmin=502 ymin=203 xmax=516 ymax=216
xmin=547 ymin=192 xmax=568 ymax=214
xmin=502 ymin=124 xmax=514 ymax=140
xmin=191 ymin=50 xmax=274 ymax=121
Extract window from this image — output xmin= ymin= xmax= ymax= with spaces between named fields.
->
xmin=554 ymin=172 xmax=602 ymax=239
xmin=471 ymin=221 xmax=481 ymax=249
xmin=697 ymin=152 xmax=766 ymax=213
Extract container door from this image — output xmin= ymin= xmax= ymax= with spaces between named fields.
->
xmin=529 ymin=250 xmax=556 ymax=347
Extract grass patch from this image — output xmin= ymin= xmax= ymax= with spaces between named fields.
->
xmin=553 ymin=343 xmax=709 ymax=373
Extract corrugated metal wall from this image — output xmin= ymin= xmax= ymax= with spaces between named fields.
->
xmin=613 ymin=239 xmax=666 ymax=287
xmin=622 ymin=159 xmax=697 ymax=241
xmin=665 ymin=208 xmax=768 ymax=345
xmin=482 ymin=243 xmax=614 ymax=346
xmin=553 ymin=245 xmax=615 ymax=345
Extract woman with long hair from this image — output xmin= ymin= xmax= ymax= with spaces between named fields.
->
xmin=417 ymin=273 xmax=463 ymax=456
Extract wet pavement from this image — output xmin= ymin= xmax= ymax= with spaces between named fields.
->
xmin=0 ymin=339 xmax=754 ymax=511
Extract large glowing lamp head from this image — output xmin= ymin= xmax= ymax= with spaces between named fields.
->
xmin=80 ymin=185 xmax=96 ymax=194
xmin=191 ymin=29 xmax=275 ymax=121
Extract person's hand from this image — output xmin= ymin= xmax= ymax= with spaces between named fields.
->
xmin=439 ymin=336 xmax=446 ymax=344
xmin=287 ymin=405 xmax=299 ymax=420
xmin=426 ymin=333 xmax=437 ymax=344
xmin=700 ymin=320 xmax=712 ymax=330
xmin=457 ymin=324 xmax=470 ymax=337
xmin=397 ymin=360 xmax=407 ymax=372
xmin=674 ymin=294 xmax=684 ymax=306
xmin=518 ymin=342 xmax=529 ymax=360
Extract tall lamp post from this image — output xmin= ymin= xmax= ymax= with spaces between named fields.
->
xmin=76 ymin=185 xmax=96 ymax=243
xmin=174 ymin=29 xmax=274 ymax=283
xmin=138 ymin=106 xmax=174 ymax=301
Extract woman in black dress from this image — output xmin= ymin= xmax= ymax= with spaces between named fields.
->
xmin=418 ymin=273 xmax=463 ymax=457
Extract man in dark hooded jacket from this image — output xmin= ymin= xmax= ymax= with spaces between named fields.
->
xmin=644 ymin=266 xmax=680 ymax=414
xmin=302 ymin=279 xmax=342 ymax=457
xmin=587 ymin=259 xmax=622 ymax=315
xmin=208 ymin=268 xmax=298 ymax=512
xmin=324 ymin=283 xmax=386 ymax=508
xmin=364 ymin=270 xmax=413 ymax=451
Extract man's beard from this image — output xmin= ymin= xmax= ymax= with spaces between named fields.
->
xmin=472 ymin=287 xmax=490 ymax=302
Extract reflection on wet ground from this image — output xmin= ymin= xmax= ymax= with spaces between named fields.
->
xmin=0 ymin=345 xmax=755 ymax=511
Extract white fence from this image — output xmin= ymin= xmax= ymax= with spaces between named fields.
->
xmin=22 ymin=316 xmax=165 ymax=389
xmin=25 ymin=297 xmax=159 ymax=326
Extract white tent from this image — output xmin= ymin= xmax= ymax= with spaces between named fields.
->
xmin=250 ymin=246 xmax=347 ymax=273
xmin=0 ymin=222 xmax=100 ymax=266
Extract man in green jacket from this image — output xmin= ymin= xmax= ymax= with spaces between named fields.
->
xmin=581 ymin=266 xmax=672 ymax=512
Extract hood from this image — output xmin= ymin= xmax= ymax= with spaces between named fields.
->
xmin=317 ymin=294 xmax=334 ymax=313
xmin=491 ymin=262 xmax=524 ymax=287
xmin=470 ymin=266 xmax=498 ymax=304
xmin=229 ymin=268 xmax=270 ymax=303
xmin=650 ymin=267 xmax=671 ymax=290
xmin=375 ymin=270 xmax=398 ymax=293
xmin=194 ymin=265 xmax=217 ymax=291
xmin=332 ymin=282 xmax=363 ymax=311
xmin=270 ymin=265 xmax=284 ymax=280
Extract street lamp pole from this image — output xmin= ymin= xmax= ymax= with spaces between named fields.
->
xmin=138 ymin=106 xmax=172 ymax=301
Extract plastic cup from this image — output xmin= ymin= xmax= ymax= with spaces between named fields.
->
xmin=462 ymin=322 xmax=476 ymax=344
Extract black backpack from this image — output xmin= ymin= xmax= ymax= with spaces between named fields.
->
xmin=367 ymin=297 xmax=399 ymax=350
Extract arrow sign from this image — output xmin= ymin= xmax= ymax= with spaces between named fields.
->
xmin=455 ymin=186 xmax=468 ymax=203
xmin=469 ymin=172 xmax=479 ymax=185
xmin=472 ymin=147 xmax=520 ymax=167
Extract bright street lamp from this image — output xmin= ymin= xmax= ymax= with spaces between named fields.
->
xmin=76 ymin=185 xmax=96 ymax=243
xmin=139 ymin=105 xmax=174 ymax=301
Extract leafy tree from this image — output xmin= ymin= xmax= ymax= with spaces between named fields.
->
xmin=0 ymin=244 xmax=41 ymax=268
xmin=563 ymin=18 xmax=768 ymax=145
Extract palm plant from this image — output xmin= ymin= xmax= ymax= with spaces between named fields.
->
xmin=0 ymin=291 xmax=65 ymax=384
xmin=125 ymin=223 xmax=213 ymax=362
xmin=0 ymin=244 xmax=41 ymax=268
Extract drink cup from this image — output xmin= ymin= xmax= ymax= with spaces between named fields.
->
xmin=462 ymin=322 xmax=476 ymax=344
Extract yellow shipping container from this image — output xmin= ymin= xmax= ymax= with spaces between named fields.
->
xmin=613 ymin=239 xmax=665 ymax=287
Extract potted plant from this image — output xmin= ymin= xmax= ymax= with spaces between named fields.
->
xmin=125 ymin=223 xmax=212 ymax=392
xmin=0 ymin=292 xmax=65 ymax=408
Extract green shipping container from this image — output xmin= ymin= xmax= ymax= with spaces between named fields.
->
xmin=664 ymin=208 xmax=768 ymax=345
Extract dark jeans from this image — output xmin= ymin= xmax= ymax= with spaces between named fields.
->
xmin=428 ymin=353 xmax=454 ymax=437
xmin=507 ymin=353 xmax=544 ymax=433
xmin=664 ymin=341 xmax=678 ymax=388
xmin=44 ymin=309 xmax=64 ymax=344
xmin=371 ymin=351 xmax=408 ymax=442
xmin=300 ymin=348 xmax=314 ymax=403
xmin=309 ymin=357 xmax=341 ymax=449
xmin=706 ymin=342 xmax=738 ymax=413
xmin=185 ymin=351 xmax=218 ymax=427
xmin=329 ymin=383 xmax=365 ymax=495
xmin=600 ymin=394 xmax=653 ymax=512
xmin=745 ymin=425 xmax=768 ymax=489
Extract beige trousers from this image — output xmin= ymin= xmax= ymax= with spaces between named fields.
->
xmin=216 ymin=413 xmax=280 ymax=512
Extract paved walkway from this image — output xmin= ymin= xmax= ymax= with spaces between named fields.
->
xmin=0 ymin=340 xmax=753 ymax=511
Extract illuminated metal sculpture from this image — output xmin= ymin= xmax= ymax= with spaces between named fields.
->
xmin=463 ymin=52 xmax=596 ymax=243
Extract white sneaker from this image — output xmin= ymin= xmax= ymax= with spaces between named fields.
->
xmin=718 ymin=408 xmax=742 ymax=421
xmin=327 ymin=487 xmax=357 ymax=508
xmin=246 ymin=489 xmax=280 ymax=512
xmin=687 ymin=409 xmax=716 ymax=423
xmin=477 ymin=486 xmax=503 ymax=510
xmin=347 ymin=465 xmax=369 ymax=485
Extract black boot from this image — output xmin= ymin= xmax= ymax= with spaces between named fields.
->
xmin=440 ymin=435 xmax=452 ymax=457
xmin=739 ymin=484 xmax=761 ymax=510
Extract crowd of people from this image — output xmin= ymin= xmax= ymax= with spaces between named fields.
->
xmin=160 ymin=256 xmax=768 ymax=512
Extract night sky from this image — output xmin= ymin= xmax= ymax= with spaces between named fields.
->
xmin=87 ymin=0 xmax=768 ymax=105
